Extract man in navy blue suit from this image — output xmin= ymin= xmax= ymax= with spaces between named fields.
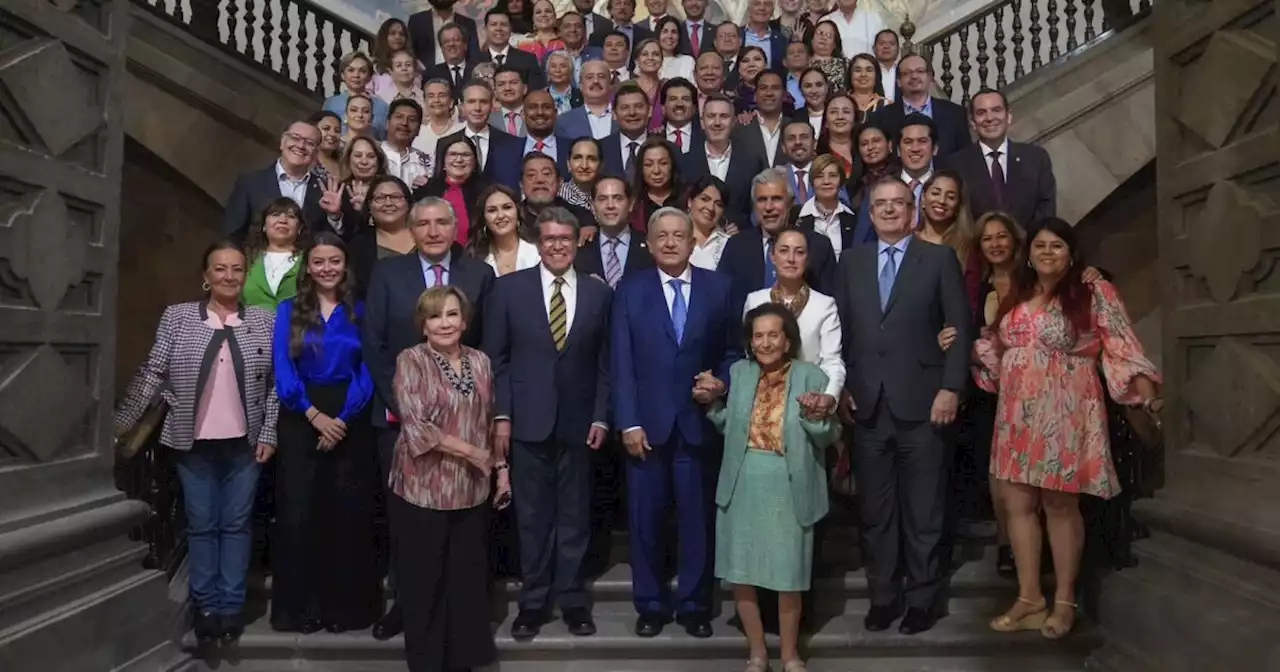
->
xmin=612 ymin=206 xmax=740 ymax=639
xmin=434 ymin=80 xmax=523 ymax=189
xmin=484 ymin=206 xmax=612 ymax=641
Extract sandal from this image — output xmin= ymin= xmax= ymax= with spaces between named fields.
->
xmin=989 ymin=596 xmax=1048 ymax=632
xmin=744 ymin=658 xmax=771 ymax=672
xmin=996 ymin=544 xmax=1015 ymax=577
xmin=782 ymin=660 xmax=807 ymax=672
xmin=1041 ymin=600 xmax=1077 ymax=639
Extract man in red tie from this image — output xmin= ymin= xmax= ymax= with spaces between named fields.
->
xmin=680 ymin=0 xmax=711 ymax=56
xmin=490 ymin=65 xmax=528 ymax=138
xmin=659 ymin=78 xmax=699 ymax=156
xmin=522 ymin=89 xmax=571 ymax=176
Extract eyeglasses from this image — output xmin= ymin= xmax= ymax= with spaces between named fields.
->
xmin=284 ymin=133 xmax=319 ymax=149
xmin=445 ymin=152 xmax=475 ymax=161
xmin=872 ymin=198 xmax=908 ymax=210
xmin=372 ymin=193 xmax=407 ymax=204
xmin=540 ymin=235 xmax=575 ymax=247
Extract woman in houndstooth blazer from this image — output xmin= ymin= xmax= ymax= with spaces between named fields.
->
xmin=116 ymin=240 xmax=280 ymax=645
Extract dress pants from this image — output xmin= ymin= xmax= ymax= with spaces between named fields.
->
xmin=271 ymin=383 xmax=381 ymax=630
xmin=391 ymin=495 xmax=496 ymax=672
xmin=626 ymin=431 xmax=714 ymax=617
xmin=377 ymin=426 xmax=399 ymax=594
xmin=852 ymin=395 xmax=952 ymax=611
xmin=511 ymin=436 xmax=592 ymax=612
xmin=176 ymin=437 xmax=261 ymax=615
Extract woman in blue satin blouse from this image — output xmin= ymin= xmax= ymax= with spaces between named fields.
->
xmin=270 ymin=232 xmax=381 ymax=633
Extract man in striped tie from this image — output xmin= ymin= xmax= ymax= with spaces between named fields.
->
xmin=483 ymin=207 xmax=614 ymax=642
xmin=574 ymin=175 xmax=655 ymax=284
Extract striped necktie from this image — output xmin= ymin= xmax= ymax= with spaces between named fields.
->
xmin=604 ymin=237 xmax=623 ymax=288
xmin=549 ymin=277 xmax=567 ymax=351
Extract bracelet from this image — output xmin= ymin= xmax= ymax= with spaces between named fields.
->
xmin=1142 ymin=397 xmax=1162 ymax=413
xmin=494 ymin=463 xmax=510 ymax=471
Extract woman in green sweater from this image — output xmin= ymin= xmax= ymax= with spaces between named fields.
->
xmin=703 ymin=302 xmax=841 ymax=672
xmin=241 ymin=198 xmax=308 ymax=308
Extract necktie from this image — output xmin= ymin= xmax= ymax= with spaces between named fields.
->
xmin=549 ymin=277 xmax=567 ymax=351
xmin=795 ymin=169 xmax=808 ymax=202
xmin=470 ymin=133 xmax=485 ymax=168
xmin=611 ymin=70 xmax=621 ymax=86
xmin=669 ymin=278 xmax=687 ymax=343
xmin=626 ymin=141 xmax=639 ymax=172
xmin=451 ymin=65 xmax=462 ymax=88
xmin=604 ymin=238 xmax=623 ymax=288
xmin=672 ymin=128 xmax=684 ymax=151
xmin=431 ymin=264 xmax=445 ymax=287
xmin=909 ymin=179 xmax=922 ymax=224
xmin=763 ymin=238 xmax=777 ymax=287
xmin=534 ymin=139 xmax=545 ymax=152
xmin=506 ymin=111 xmax=519 ymax=135
xmin=495 ymin=53 xmax=506 ymax=66
xmin=989 ymin=149 xmax=1006 ymax=207
xmin=690 ymin=23 xmax=701 ymax=55
xmin=879 ymin=247 xmax=898 ymax=311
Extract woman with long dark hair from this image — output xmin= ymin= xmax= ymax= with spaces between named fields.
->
xmin=847 ymin=121 xmax=900 ymax=242
xmin=806 ymin=20 xmax=846 ymax=93
xmin=686 ymin=175 xmax=732 ymax=271
xmin=309 ymin=110 xmax=344 ymax=181
xmin=915 ymin=170 xmax=981 ymax=310
xmin=847 ymin=53 xmax=889 ymax=123
xmin=242 ymin=198 xmax=309 ymax=309
xmin=815 ymin=93 xmax=857 ymax=175
xmin=417 ymin=135 xmax=488 ymax=245
xmin=629 ymin=136 xmax=682 ymax=233
xmin=975 ymin=218 xmax=1161 ymax=639
xmin=467 ymin=184 xmax=539 ymax=276
xmin=270 ymin=232 xmax=381 ymax=633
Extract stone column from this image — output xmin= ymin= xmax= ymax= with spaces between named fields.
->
xmin=1093 ymin=0 xmax=1280 ymax=668
xmin=0 ymin=0 xmax=177 ymax=670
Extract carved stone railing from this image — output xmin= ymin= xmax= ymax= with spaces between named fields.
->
xmin=138 ymin=0 xmax=373 ymax=100
xmin=909 ymin=0 xmax=1154 ymax=106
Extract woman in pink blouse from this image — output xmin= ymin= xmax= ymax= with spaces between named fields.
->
xmin=390 ymin=285 xmax=510 ymax=672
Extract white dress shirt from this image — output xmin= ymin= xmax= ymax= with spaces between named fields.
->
xmin=743 ymin=288 xmax=846 ymax=398
xmin=666 ymin=122 xmax=695 ymax=153
xmin=524 ymin=134 xmax=558 ymax=157
xmin=489 ymin=46 xmax=513 ymax=65
xmin=981 ymin=137 xmax=1010 ymax=178
xmin=660 ymin=54 xmax=696 ymax=81
xmin=484 ymin=238 xmax=540 ymax=276
xmin=706 ymin=144 xmax=731 ymax=181
xmin=757 ymin=115 xmax=783 ymax=165
xmin=586 ymin=104 xmax=613 ymax=139
xmin=413 ymin=119 xmax=465 ymax=155
xmin=901 ymin=168 xmax=932 ymax=224
xmin=541 ymin=264 xmax=578 ymax=337
xmin=690 ymin=228 xmax=731 ymax=270
xmin=880 ymin=61 xmax=898 ymax=102
xmin=822 ymin=8 xmax=889 ymax=59
xmin=799 ymin=197 xmax=853 ymax=259
xmin=381 ymin=141 xmax=433 ymax=186
xmin=262 ymin=251 xmax=296 ymax=294
xmin=275 ymin=160 xmax=309 ymax=207
xmin=466 ymin=126 xmax=491 ymax=170
xmin=658 ymin=264 xmax=694 ymax=315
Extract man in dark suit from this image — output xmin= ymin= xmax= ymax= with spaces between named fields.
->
xmin=600 ymin=84 xmax=655 ymax=178
xmin=421 ymin=22 xmax=474 ymax=101
xmin=478 ymin=9 xmax=546 ymax=88
xmin=680 ymin=94 xmax=767 ymax=224
xmin=741 ymin=0 xmax=787 ymax=68
xmin=522 ymin=89 xmax=572 ymax=175
xmin=718 ymin=167 xmax=838 ymax=312
xmin=732 ymin=70 xmax=792 ymax=167
xmin=222 ymin=121 xmax=340 ymax=241
xmin=571 ymin=0 xmax=615 ymax=44
xmin=833 ymin=176 xmax=971 ymax=636
xmin=556 ymin=61 xmax=616 ymax=140
xmin=484 ymin=206 xmax=612 ymax=641
xmin=656 ymin=78 xmax=703 ymax=159
xmin=590 ymin=0 xmax=652 ymax=48
xmin=678 ymin=0 xmax=714 ymax=57
xmin=360 ymin=195 xmax=496 ymax=641
xmin=517 ymin=153 xmax=597 ymax=236
xmin=613 ymin=206 xmax=740 ymax=639
xmin=435 ymin=80 xmax=523 ymax=189
xmin=940 ymin=89 xmax=1056 ymax=228
xmin=576 ymin=175 xmax=654 ymax=284
xmin=407 ymin=0 xmax=480 ymax=70
xmin=871 ymin=53 xmax=973 ymax=158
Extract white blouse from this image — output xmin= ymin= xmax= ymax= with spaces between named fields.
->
xmin=690 ymin=228 xmax=731 ymax=271
xmin=484 ymin=239 xmax=541 ymax=276
xmin=659 ymin=55 xmax=696 ymax=82
xmin=743 ymin=288 xmax=846 ymax=398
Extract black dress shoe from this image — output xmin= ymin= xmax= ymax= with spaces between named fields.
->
xmin=300 ymin=618 xmax=324 ymax=634
xmin=635 ymin=612 xmax=668 ymax=637
xmin=864 ymin=603 xmax=903 ymax=632
xmin=323 ymin=620 xmax=348 ymax=634
xmin=193 ymin=610 xmax=220 ymax=643
xmin=218 ymin=613 xmax=244 ymax=643
xmin=562 ymin=607 xmax=597 ymax=636
xmin=676 ymin=613 xmax=713 ymax=639
xmin=898 ymin=607 xmax=937 ymax=635
xmin=510 ymin=610 xmax=544 ymax=640
xmin=372 ymin=605 xmax=403 ymax=641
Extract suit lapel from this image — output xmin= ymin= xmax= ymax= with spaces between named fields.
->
xmin=625 ymin=237 xmax=649 ymax=272
xmin=563 ymin=276 xmax=593 ymax=352
xmin=526 ymin=271 xmax=557 ymax=353
xmin=647 ymin=270 xmax=678 ymax=344
xmin=883 ymin=239 xmax=922 ymax=315
xmin=862 ymin=244 xmax=884 ymax=320
xmin=683 ymin=269 xmax=709 ymax=348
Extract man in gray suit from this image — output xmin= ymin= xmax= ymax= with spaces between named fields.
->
xmin=833 ymin=176 xmax=971 ymax=636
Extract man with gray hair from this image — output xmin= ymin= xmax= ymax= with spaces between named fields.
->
xmin=717 ymin=167 xmax=838 ymax=312
xmin=361 ymin=195 xmax=496 ymax=640
xmin=612 ymin=205 xmax=740 ymax=639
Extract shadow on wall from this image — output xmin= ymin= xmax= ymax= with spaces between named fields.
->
xmin=117 ymin=139 xmax=224 ymax=396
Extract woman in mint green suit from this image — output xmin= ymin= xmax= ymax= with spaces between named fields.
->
xmin=704 ymin=302 xmax=840 ymax=672
xmin=240 ymin=197 xmax=307 ymax=309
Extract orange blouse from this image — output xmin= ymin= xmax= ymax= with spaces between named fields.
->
xmin=746 ymin=361 xmax=791 ymax=453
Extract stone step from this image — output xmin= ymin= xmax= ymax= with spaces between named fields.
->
xmin=190 ymin=656 xmax=1091 ymax=672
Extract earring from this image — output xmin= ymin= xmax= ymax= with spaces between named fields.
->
xmin=201 ymin=280 xmax=211 ymax=292
xmin=1026 ymin=260 xmax=1033 ymax=268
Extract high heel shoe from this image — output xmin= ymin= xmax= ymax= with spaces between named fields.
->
xmin=1040 ymin=600 xmax=1077 ymax=639
xmin=989 ymin=596 xmax=1048 ymax=632
xmin=743 ymin=657 xmax=770 ymax=672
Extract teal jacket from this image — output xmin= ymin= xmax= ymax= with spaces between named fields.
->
xmin=707 ymin=359 xmax=840 ymax=527
xmin=240 ymin=253 xmax=300 ymax=309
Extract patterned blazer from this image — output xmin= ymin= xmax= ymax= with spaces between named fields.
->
xmin=116 ymin=301 xmax=280 ymax=451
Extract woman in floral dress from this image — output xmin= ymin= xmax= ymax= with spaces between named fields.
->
xmin=973 ymin=217 xmax=1161 ymax=640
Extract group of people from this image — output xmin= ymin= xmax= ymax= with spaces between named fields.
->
xmin=114 ymin=0 xmax=1164 ymax=670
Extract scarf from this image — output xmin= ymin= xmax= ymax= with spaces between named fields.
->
xmin=770 ymin=283 xmax=810 ymax=317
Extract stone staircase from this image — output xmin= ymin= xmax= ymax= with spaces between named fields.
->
xmin=182 ymin=529 xmax=1099 ymax=671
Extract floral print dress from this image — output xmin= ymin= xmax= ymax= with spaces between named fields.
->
xmin=973 ymin=280 xmax=1159 ymax=498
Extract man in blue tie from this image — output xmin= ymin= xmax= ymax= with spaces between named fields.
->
xmin=832 ymin=176 xmax=972 ymax=636
xmin=611 ymin=206 xmax=740 ymax=638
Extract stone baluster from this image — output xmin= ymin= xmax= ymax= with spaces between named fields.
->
xmin=1065 ymin=0 xmax=1079 ymax=52
xmin=1030 ymin=0 xmax=1043 ymax=69
xmin=994 ymin=4 xmax=1009 ymax=89
xmin=1012 ymin=0 xmax=1026 ymax=78
xmin=1047 ymin=0 xmax=1062 ymax=61
xmin=1084 ymin=0 xmax=1097 ymax=42
xmin=976 ymin=14 xmax=991 ymax=93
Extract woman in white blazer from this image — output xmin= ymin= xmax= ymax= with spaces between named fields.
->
xmin=742 ymin=229 xmax=845 ymax=408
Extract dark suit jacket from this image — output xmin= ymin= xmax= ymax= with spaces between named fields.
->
xmin=611 ymin=266 xmax=740 ymax=446
xmin=739 ymin=25 xmax=787 ymax=70
xmin=678 ymin=20 xmax=715 ymax=57
xmin=574 ymin=228 xmax=654 ymax=280
xmin=407 ymin=10 xmax=480 ymax=70
xmin=424 ymin=61 xmax=476 ymax=101
xmin=732 ymin=119 xmax=790 ymax=170
xmin=483 ymin=268 xmax=612 ymax=444
xmin=555 ymin=106 xmax=616 ymax=141
xmin=717 ymin=227 xmax=839 ymax=313
xmin=600 ymin=133 xmax=677 ymax=179
xmin=221 ymin=163 xmax=334 ymax=241
xmin=792 ymin=208 xmax=859 ymax=252
xmin=435 ymin=127 xmax=524 ymax=190
xmin=679 ymin=142 xmax=768 ymax=224
xmin=833 ymin=238 xmax=972 ymax=423
xmin=871 ymin=98 xmax=974 ymax=158
xmin=939 ymin=141 xmax=1056 ymax=227
xmin=584 ymin=12 xmax=615 ymax=45
xmin=479 ymin=48 xmax=546 ymax=89
xmin=590 ymin=24 xmax=652 ymax=53
xmin=361 ymin=248 xmax=495 ymax=426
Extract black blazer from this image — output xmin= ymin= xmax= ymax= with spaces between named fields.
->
xmin=732 ymin=119 xmax=790 ymax=169
xmin=434 ymin=127 xmax=524 ymax=190
xmin=361 ymin=247 xmax=496 ymax=426
xmin=478 ymin=48 xmax=546 ymax=89
xmin=407 ymin=10 xmax=480 ymax=70
xmin=423 ymin=61 xmax=476 ymax=101
xmin=792 ymin=207 xmax=859 ymax=252
xmin=221 ymin=163 xmax=335 ymax=241
xmin=590 ymin=24 xmax=652 ymax=52
xmin=833 ymin=239 xmax=972 ymax=423
xmin=871 ymin=98 xmax=974 ymax=158
xmin=482 ymin=268 xmax=612 ymax=444
xmin=584 ymin=12 xmax=615 ymax=45
xmin=679 ymin=142 xmax=769 ymax=224
xmin=574 ymin=229 xmax=654 ymax=280
xmin=717 ymin=228 xmax=839 ymax=313
xmin=678 ymin=20 xmax=715 ymax=57
xmin=939 ymin=140 xmax=1056 ymax=228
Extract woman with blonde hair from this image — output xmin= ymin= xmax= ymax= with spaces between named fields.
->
xmin=323 ymin=52 xmax=389 ymax=138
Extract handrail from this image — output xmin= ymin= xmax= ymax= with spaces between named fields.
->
xmin=910 ymin=0 xmax=1153 ymax=106
xmin=113 ymin=399 xmax=187 ymax=578
xmin=138 ymin=0 xmax=374 ymax=100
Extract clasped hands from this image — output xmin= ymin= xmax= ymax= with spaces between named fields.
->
xmin=310 ymin=410 xmax=346 ymax=451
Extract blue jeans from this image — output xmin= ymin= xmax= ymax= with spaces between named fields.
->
xmin=177 ymin=437 xmax=262 ymax=615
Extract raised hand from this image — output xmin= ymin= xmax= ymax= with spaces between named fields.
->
xmin=346 ymin=181 xmax=368 ymax=211
xmin=318 ymin=176 xmax=343 ymax=215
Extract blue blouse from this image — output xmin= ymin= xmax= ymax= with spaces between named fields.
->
xmin=273 ymin=298 xmax=373 ymax=422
